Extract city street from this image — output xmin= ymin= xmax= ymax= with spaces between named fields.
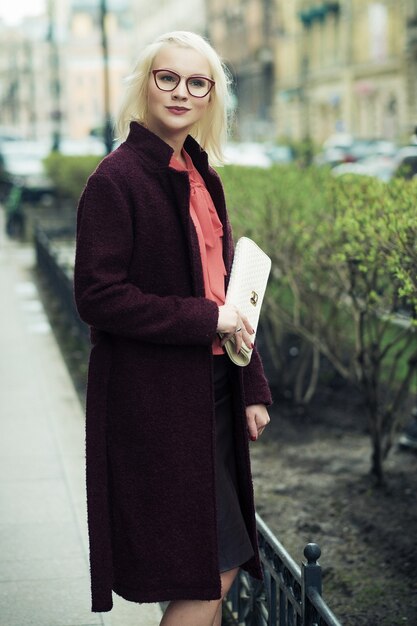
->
xmin=0 ymin=211 xmax=162 ymax=626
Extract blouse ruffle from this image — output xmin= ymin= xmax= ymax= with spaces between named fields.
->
xmin=170 ymin=150 xmax=226 ymax=354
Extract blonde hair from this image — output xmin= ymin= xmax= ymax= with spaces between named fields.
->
xmin=116 ymin=31 xmax=232 ymax=165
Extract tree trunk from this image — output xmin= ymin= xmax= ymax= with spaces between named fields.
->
xmin=303 ymin=343 xmax=320 ymax=405
xmin=293 ymin=342 xmax=311 ymax=405
xmin=369 ymin=410 xmax=385 ymax=485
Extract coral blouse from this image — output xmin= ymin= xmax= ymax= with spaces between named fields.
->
xmin=170 ymin=149 xmax=226 ymax=354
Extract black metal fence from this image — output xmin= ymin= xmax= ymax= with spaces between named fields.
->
xmin=224 ymin=513 xmax=342 ymax=626
xmin=34 ymin=223 xmax=88 ymax=339
xmin=35 ymin=224 xmax=343 ymax=626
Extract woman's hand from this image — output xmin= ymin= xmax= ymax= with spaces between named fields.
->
xmin=246 ymin=404 xmax=270 ymax=442
xmin=217 ymin=304 xmax=254 ymax=354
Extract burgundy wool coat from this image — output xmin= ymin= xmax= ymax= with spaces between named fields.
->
xmin=74 ymin=122 xmax=272 ymax=613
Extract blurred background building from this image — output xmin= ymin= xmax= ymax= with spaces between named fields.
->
xmin=0 ymin=0 xmax=416 ymax=147
xmin=0 ymin=15 xmax=51 ymax=140
xmin=207 ymin=0 xmax=276 ymax=139
xmin=270 ymin=0 xmax=417 ymax=144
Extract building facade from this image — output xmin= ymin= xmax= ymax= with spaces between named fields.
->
xmin=0 ymin=17 xmax=51 ymax=140
xmin=64 ymin=0 xmax=133 ymax=140
xmin=207 ymin=0 xmax=276 ymax=139
xmin=275 ymin=0 xmax=411 ymax=144
xmin=208 ymin=0 xmax=417 ymax=143
xmin=405 ymin=0 xmax=417 ymax=135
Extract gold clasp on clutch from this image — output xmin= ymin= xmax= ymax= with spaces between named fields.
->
xmin=250 ymin=291 xmax=259 ymax=306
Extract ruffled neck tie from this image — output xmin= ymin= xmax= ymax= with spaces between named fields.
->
xmin=170 ymin=149 xmax=226 ymax=354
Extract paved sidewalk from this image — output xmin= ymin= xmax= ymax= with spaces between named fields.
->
xmin=0 ymin=219 xmax=162 ymax=626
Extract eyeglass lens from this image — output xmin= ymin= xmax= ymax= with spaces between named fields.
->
xmin=154 ymin=70 xmax=213 ymax=97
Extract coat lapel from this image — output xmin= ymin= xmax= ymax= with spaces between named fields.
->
xmin=166 ymin=167 xmax=206 ymax=298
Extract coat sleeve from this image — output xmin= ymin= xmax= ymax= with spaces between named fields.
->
xmin=74 ymin=172 xmax=219 ymax=345
xmin=242 ymin=346 xmax=273 ymax=407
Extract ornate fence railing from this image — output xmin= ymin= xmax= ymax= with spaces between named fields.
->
xmin=34 ymin=223 xmax=88 ymax=339
xmin=224 ymin=513 xmax=343 ymax=626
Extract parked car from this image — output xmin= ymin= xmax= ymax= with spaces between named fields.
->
xmin=0 ymin=140 xmax=55 ymax=205
xmin=223 ymin=142 xmax=272 ymax=168
xmin=59 ymin=136 xmax=107 ymax=156
xmin=331 ymin=146 xmax=417 ymax=182
xmin=315 ymin=132 xmax=353 ymax=166
xmin=265 ymin=144 xmax=294 ymax=164
xmin=316 ymin=135 xmax=397 ymax=168
xmin=0 ymin=140 xmax=50 ymax=179
xmin=331 ymin=155 xmax=396 ymax=182
xmin=322 ymin=132 xmax=353 ymax=150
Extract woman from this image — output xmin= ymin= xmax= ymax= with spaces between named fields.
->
xmin=74 ymin=31 xmax=272 ymax=626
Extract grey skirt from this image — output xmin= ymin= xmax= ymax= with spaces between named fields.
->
xmin=213 ymin=355 xmax=254 ymax=573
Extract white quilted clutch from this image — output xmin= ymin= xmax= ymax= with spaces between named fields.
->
xmin=222 ymin=237 xmax=271 ymax=367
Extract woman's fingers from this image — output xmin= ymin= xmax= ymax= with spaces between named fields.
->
xmin=256 ymin=412 xmax=271 ymax=437
xmin=246 ymin=411 xmax=258 ymax=441
xmin=217 ymin=307 xmax=255 ymax=354
xmin=241 ymin=314 xmax=254 ymax=351
xmin=246 ymin=404 xmax=270 ymax=442
xmin=241 ymin=313 xmax=254 ymax=335
xmin=234 ymin=326 xmax=251 ymax=354
xmin=219 ymin=332 xmax=233 ymax=347
xmin=235 ymin=314 xmax=254 ymax=353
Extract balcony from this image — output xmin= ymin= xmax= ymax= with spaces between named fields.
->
xmin=298 ymin=1 xmax=340 ymax=28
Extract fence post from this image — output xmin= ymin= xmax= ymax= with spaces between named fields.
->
xmin=302 ymin=543 xmax=322 ymax=625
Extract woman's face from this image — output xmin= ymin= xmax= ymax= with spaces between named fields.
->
xmin=146 ymin=44 xmax=213 ymax=146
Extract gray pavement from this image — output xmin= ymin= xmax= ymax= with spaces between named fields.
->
xmin=0 ymin=213 xmax=162 ymax=626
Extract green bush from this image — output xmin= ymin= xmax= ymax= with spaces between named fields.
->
xmin=43 ymin=153 xmax=101 ymax=202
xmin=221 ymin=164 xmax=417 ymax=482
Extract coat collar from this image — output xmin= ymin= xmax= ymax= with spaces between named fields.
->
xmin=123 ymin=121 xmax=210 ymax=175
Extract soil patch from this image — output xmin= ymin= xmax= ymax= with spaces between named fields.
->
xmin=251 ymin=388 xmax=417 ymax=625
